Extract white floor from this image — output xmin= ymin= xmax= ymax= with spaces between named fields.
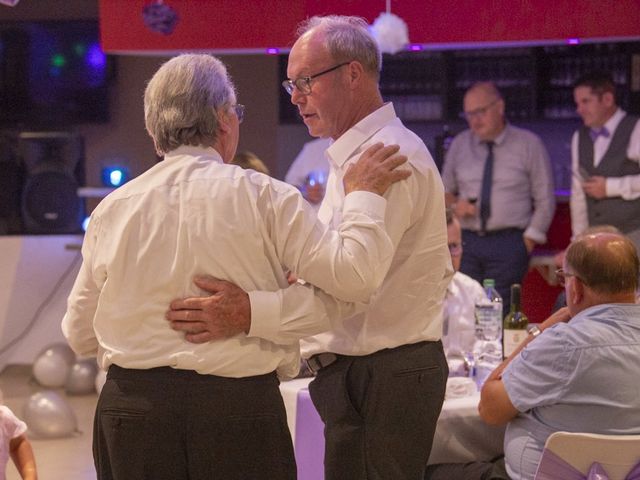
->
xmin=1 ymin=365 xmax=97 ymax=480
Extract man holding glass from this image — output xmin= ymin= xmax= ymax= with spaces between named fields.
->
xmin=442 ymin=82 xmax=555 ymax=312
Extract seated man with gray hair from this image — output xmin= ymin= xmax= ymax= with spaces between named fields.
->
xmin=62 ymin=53 xmax=410 ymax=480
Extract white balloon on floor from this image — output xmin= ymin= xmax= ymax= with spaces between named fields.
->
xmin=22 ymin=390 xmax=78 ymax=438
xmin=32 ymin=343 xmax=76 ymax=388
xmin=66 ymin=359 xmax=98 ymax=395
xmin=95 ymin=369 xmax=107 ymax=395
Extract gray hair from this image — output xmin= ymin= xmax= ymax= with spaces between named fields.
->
xmin=297 ymin=15 xmax=381 ymax=79
xmin=144 ymin=54 xmax=236 ymax=155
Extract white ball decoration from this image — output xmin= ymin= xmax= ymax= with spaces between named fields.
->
xmin=369 ymin=12 xmax=410 ymax=54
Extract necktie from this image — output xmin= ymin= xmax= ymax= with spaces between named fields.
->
xmin=480 ymin=141 xmax=494 ymax=233
xmin=589 ymin=126 xmax=610 ymax=142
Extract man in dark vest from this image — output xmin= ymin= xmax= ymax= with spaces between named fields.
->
xmin=571 ymin=71 xmax=640 ymax=251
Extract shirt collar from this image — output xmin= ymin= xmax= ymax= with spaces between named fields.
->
xmin=602 ymin=108 xmax=626 ymax=136
xmin=473 ymin=123 xmax=509 ymax=147
xmin=326 ymin=103 xmax=397 ymax=168
xmin=163 ymin=145 xmax=224 ymax=164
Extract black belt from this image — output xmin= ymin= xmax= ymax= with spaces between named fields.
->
xmin=465 ymin=227 xmax=523 ymax=237
xmin=305 ymin=353 xmax=339 ymax=374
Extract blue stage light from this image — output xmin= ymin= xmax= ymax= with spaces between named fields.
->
xmin=101 ymin=166 xmax=129 ymax=187
xmin=82 ymin=216 xmax=91 ymax=232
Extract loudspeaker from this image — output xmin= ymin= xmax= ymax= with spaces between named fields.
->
xmin=18 ymin=132 xmax=85 ymax=234
xmin=0 ymin=132 xmax=23 ymax=234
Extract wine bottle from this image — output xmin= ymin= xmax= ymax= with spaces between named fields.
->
xmin=502 ymin=284 xmax=528 ymax=358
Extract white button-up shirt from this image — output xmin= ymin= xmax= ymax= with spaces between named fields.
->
xmin=249 ymin=104 xmax=453 ymax=357
xmin=62 ymin=145 xmax=394 ymax=379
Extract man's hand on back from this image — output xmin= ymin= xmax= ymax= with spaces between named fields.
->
xmin=166 ymin=275 xmax=251 ymax=343
xmin=343 ymin=143 xmax=411 ymax=196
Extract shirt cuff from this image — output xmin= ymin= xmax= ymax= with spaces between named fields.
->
xmin=247 ymin=290 xmax=281 ymax=341
xmin=605 ymin=177 xmax=622 ymax=197
xmin=524 ymin=226 xmax=547 ymax=245
xmin=343 ymin=190 xmax=387 ymax=217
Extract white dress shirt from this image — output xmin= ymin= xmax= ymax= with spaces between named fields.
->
xmin=570 ymin=109 xmax=640 ymax=236
xmin=249 ymin=103 xmax=454 ymax=357
xmin=62 ymin=145 xmax=395 ymax=379
xmin=442 ymin=271 xmax=486 ymax=355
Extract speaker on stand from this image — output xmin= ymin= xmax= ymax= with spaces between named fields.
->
xmin=18 ymin=131 xmax=85 ymax=234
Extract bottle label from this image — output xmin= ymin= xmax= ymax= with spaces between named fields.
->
xmin=503 ymin=329 xmax=527 ymax=357
xmin=475 ymin=303 xmax=502 ymax=342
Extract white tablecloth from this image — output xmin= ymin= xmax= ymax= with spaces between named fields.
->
xmin=279 ymin=376 xmax=505 ymax=465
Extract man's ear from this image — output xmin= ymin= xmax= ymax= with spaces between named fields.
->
xmin=602 ymin=91 xmax=615 ymax=108
xmin=347 ymin=61 xmax=364 ymax=89
xmin=569 ymin=277 xmax=585 ymax=306
xmin=217 ymin=107 xmax=231 ymax=134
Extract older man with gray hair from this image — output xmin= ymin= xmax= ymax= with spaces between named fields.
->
xmin=168 ymin=16 xmax=453 ymax=480
xmin=62 ymin=53 xmax=410 ymax=480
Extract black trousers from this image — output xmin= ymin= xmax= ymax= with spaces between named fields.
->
xmin=93 ymin=365 xmax=296 ymax=480
xmin=309 ymin=341 xmax=448 ymax=480
xmin=424 ymin=457 xmax=510 ymax=480
xmin=461 ymin=229 xmax=529 ymax=314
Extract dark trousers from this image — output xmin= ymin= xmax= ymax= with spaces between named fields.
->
xmin=461 ymin=229 xmax=530 ymax=314
xmin=309 ymin=341 xmax=448 ymax=480
xmin=93 ymin=365 xmax=296 ymax=480
xmin=424 ymin=457 xmax=510 ymax=480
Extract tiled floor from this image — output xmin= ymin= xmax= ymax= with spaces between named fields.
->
xmin=1 ymin=365 xmax=97 ymax=480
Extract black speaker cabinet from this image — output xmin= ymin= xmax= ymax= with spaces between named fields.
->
xmin=0 ymin=132 xmax=24 ymax=234
xmin=18 ymin=132 xmax=85 ymax=234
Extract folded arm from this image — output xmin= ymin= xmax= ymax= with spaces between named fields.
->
xmin=479 ymin=307 xmax=571 ymax=425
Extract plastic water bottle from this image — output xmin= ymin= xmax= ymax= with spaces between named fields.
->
xmin=474 ymin=279 xmax=503 ymax=385
xmin=475 ymin=279 xmax=503 ymax=343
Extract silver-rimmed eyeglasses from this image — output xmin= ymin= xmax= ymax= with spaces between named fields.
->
xmin=232 ymin=104 xmax=245 ymax=124
xmin=448 ymin=242 xmax=463 ymax=257
xmin=555 ymin=268 xmax=584 ymax=287
xmin=282 ymin=62 xmax=351 ymax=96
xmin=460 ymin=99 xmax=500 ymax=121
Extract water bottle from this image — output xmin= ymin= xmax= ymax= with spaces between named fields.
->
xmin=475 ymin=279 xmax=503 ymax=343
xmin=474 ymin=279 xmax=503 ymax=385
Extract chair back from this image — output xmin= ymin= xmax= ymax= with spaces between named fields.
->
xmin=534 ymin=431 xmax=640 ymax=480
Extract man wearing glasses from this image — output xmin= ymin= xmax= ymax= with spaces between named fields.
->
xmin=442 ymin=207 xmax=486 ymax=363
xmin=168 ymin=15 xmax=453 ymax=480
xmin=426 ymin=232 xmax=640 ymax=480
xmin=62 ymin=53 xmax=412 ymax=480
xmin=442 ymin=81 xmax=555 ymax=313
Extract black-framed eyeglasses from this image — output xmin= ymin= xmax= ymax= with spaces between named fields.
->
xmin=232 ymin=104 xmax=245 ymax=124
xmin=460 ymin=99 xmax=499 ymax=121
xmin=555 ymin=268 xmax=583 ymax=287
xmin=282 ymin=62 xmax=351 ymax=96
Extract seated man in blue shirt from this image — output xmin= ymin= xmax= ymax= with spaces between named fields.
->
xmin=426 ymin=232 xmax=640 ymax=480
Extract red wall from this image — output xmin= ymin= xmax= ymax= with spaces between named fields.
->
xmin=100 ymin=0 xmax=640 ymax=53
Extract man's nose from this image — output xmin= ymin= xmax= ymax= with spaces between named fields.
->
xmin=291 ymin=87 xmax=305 ymax=106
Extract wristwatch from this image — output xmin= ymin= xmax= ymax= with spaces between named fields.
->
xmin=528 ymin=325 xmax=542 ymax=338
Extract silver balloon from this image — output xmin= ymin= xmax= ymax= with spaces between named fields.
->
xmin=22 ymin=390 xmax=78 ymax=438
xmin=66 ymin=359 xmax=99 ymax=395
xmin=95 ymin=369 xmax=107 ymax=395
xmin=40 ymin=343 xmax=76 ymax=366
xmin=32 ymin=344 xmax=76 ymax=388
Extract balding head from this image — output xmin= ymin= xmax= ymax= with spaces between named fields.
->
xmin=565 ymin=233 xmax=639 ymax=299
xmin=466 ymin=82 xmax=502 ymax=103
